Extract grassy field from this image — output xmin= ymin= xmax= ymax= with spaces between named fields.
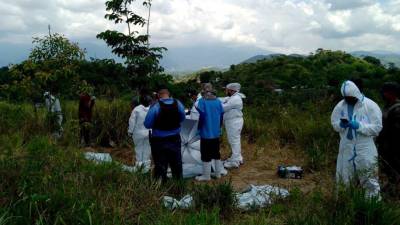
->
xmin=1 ymin=99 xmax=400 ymax=224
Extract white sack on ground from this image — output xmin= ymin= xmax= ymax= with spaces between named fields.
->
xmin=162 ymin=185 xmax=289 ymax=211
xmin=85 ymin=152 xmax=148 ymax=173
xmin=84 ymin=152 xmax=112 ymax=163
xmin=236 ymin=185 xmax=289 ymax=210
xmin=163 ymin=195 xmax=193 ymax=210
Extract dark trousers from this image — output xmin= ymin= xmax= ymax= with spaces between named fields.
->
xmin=380 ymin=154 xmax=400 ymax=183
xmin=200 ymin=138 xmax=221 ymax=162
xmin=150 ymin=135 xmax=182 ymax=181
xmin=80 ymin=122 xmax=91 ymax=146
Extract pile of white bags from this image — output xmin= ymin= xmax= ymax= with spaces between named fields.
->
xmin=163 ymin=185 xmax=289 ymax=211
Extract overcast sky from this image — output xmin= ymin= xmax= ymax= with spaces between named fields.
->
xmin=0 ymin=0 xmax=399 ymax=66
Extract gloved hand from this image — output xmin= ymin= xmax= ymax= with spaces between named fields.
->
xmin=349 ymin=120 xmax=360 ymax=130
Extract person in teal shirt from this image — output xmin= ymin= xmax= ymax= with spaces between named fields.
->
xmin=195 ymin=83 xmax=224 ymax=181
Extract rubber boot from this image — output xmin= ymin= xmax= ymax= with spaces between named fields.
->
xmin=196 ymin=162 xmax=211 ymax=181
xmin=214 ymin=160 xmax=222 ymax=179
xmin=224 ymin=160 xmax=240 ymax=169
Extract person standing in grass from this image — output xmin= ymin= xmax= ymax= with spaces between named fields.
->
xmin=128 ymin=95 xmax=152 ymax=172
xmin=221 ymin=83 xmax=246 ymax=169
xmin=195 ymin=83 xmax=224 ymax=181
xmin=331 ymin=80 xmax=382 ymax=198
xmin=144 ymin=87 xmax=186 ymax=182
xmin=44 ymin=90 xmax=63 ymax=138
xmin=79 ymin=90 xmax=96 ymax=147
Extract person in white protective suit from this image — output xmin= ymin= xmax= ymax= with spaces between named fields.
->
xmin=331 ymin=80 xmax=382 ymax=198
xmin=186 ymin=90 xmax=201 ymax=120
xmin=44 ymin=91 xmax=63 ymax=138
xmin=128 ymin=95 xmax=152 ymax=171
xmin=221 ymin=83 xmax=246 ymax=169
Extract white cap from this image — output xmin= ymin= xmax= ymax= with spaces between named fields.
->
xmin=43 ymin=91 xmax=50 ymax=96
xmin=226 ymin=83 xmax=241 ymax=92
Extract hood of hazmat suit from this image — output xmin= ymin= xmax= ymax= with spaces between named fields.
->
xmin=331 ymin=80 xmax=382 ymax=198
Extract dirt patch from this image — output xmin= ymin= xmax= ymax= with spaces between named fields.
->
xmin=218 ymin=141 xmax=334 ymax=193
xmin=82 ymin=140 xmax=334 ymax=193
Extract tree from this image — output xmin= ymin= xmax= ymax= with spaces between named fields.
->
xmin=6 ymin=33 xmax=86 ymax=101
xmin=30 ymin=33 xmax=85 ymax=65
xmin=363 ymin=56 xmax=381 ymax=66
xmin=30 ymin=33 xmax=86 ymax=96
xmin=97 ymin=0 xmax=166 ymax=88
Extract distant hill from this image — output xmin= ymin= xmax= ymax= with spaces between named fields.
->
xmin=241 ymin=53 xmax=305 ymax=64
xmin=160 ymin=44 xmax=273 ymax=73
xmin=241 ymin=55 xmax=271 ymax=64
xmin=350 ymin=51 xmax=400 ymax=67
xmin=241 ymin=51 xmax=400 ymax=67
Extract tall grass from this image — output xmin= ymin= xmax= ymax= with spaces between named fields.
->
xmin=243 ymin=99 xmax=337 ymax=170
xmin=285 ymin=186 xmax=400 ymax=225
xmin=0 ymin=135 xmax=237 ymax=224
xmin=1 ymin=98 xmax=400 ymax=224
xmin=0 ymin=100 xmax=132 ymax=147
xmin=1 ymin=131 xmax=399 ymax=224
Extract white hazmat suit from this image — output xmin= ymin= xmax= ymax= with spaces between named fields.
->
xmin=44 ymin=92 xmax=63 ymax=137
xmin=331 ymin=81 xmax=382 ymax=198
xmin=128 ymin=104 xmax=151 ymax=171
xmin=188 ymin=95 xmax=201 ymax=120
xmin=222 ymin=83 xmax=245 ymax=168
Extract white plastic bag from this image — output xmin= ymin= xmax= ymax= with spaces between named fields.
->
xmin=84 ymin=152 xmax=112 ymax=164
xmin=163 ymin=195 xmax=193 ymax=210
xmin=236 ymin=185 xmax=289 ymax=210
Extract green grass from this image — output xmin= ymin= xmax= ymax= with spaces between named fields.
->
xmin=243 ymin=100 xmax=337 ymax=170
xmin=1 ymin=100 xmax=400 ymax=224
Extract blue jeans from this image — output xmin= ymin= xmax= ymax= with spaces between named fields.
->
xmin=150 ymin=135 xmax=182 ymax=181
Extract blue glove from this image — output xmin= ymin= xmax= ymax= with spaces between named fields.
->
xmin=349 ymin=120 xmax=360 ymax=130
xmin=340 ymin=121 xmax=349 ymax=128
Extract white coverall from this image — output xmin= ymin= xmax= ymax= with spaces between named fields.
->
xmin=187 ymin=93 xmax=202 ymax=120
xmin=128 ymin=104 xmax=151 ymax=171
xmin=45 ymin=94 xmax=63 ymax=135
xmin=222 ymin=92 xmax=244 ymax=166
xmin=189 ymin=101 xmax=200 ymax=120
xmin=331 ymin=81 xmax=382 ymax=198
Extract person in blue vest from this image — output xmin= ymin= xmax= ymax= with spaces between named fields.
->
xmin=144 ymin=87 xmax=186 ymax=181
xmin=195 ymin=83 xmax=224 ymax=181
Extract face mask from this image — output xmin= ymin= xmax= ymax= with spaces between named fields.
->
xmin=344 ymin=96 xmax=358 ymax=105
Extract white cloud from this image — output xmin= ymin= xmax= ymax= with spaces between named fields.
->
xmin=325 ymin=0 xmax=375 ymax=10
xmin=327 ymin=10 xmax=351 ymax=33
xmin=0 ymin=0 xmax=399 ymax=55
